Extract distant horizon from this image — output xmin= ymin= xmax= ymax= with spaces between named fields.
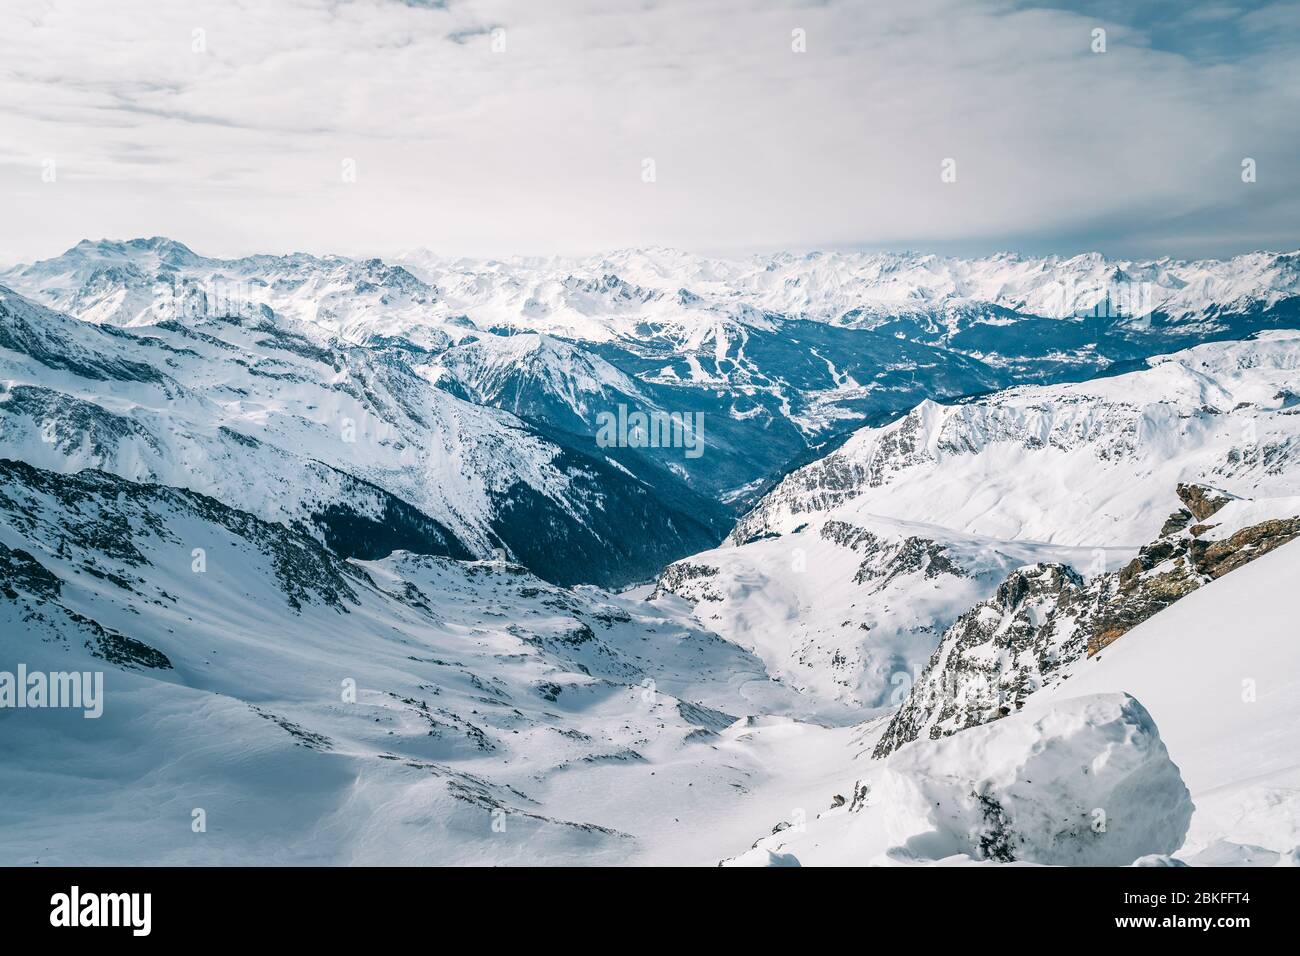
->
xmin=6 ymin=234 xmax=1300 ymax=272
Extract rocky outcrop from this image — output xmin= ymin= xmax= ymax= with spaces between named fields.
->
xmin=0 ymin=457 xmax=365 ymax=615
xmin=874 ymin=489 xmax=1300 ymax=758
xmin=1176 ymin=482 xmax=1236 ymax=521
xmin=1193 ymin=516 xmax=1300 ymax=579
xmin=873 ymin=563 xmax=1091 ymax=756
xmin=820 ymin=519 xmax=967 ymax=589
xmin=650 ymin=560 xmax=724 ymax=602
xmin=1093 ymin=509 xmax=1300 ymax=653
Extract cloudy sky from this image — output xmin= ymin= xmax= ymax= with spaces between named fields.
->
xmin=3 ymin=0 xmax=1299 ymax=263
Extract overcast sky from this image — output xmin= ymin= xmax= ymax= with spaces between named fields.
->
xmin=3 ymin=0 xmax=1299 ymax=263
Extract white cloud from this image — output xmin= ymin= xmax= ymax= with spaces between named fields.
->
xmin=1 ymin=0 xmax=1297 ymax=262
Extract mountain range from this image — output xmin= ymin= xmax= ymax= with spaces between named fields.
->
xmin=2 ymin=238 xmax=1299 ymax=866
xmin=8 ymin=240 xmax=1300 ymax=521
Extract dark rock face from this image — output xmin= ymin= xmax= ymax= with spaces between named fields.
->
xmin=819 ymin=520 xmax=967 ymax=588
xmin=1159 ymin=508 xmax=1194 ymax=537
xmin=874 ymin=490 xmax=1300 ymax=759
xmin=0 ymin=540 xmax=62 ymax=600
xmin=89 ymin=630 xmax=173 ymax=670
xmin=873 ymin=563 xmax=1088 ymax=757
xmin=3 ymin=386 xmax=162 ymax=462
xmin=651 ymin=560 xmax=724 ymax=603
xmin=1176 ymin=482 xmax=1236 ymax=521
xmin=1194 ymin=517 xmax=1300 ymax=579
xmin=0 ymin=496 xmax=175 ymax=671
xmin=1091 ymin=512 xmax=1300 ymax=653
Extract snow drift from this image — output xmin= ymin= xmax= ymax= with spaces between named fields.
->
xmin=726 ymin=693 xmax=1192 ymax=867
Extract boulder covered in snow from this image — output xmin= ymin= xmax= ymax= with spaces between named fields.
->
xmin=724 ymin=693 xmax=1193 ymax=866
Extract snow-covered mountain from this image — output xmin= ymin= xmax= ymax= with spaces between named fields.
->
xmin=15 ymin=240 xmax=1298 ymax=345
xmin=654 ymin=333 xmax=1300 ymax=710
xmin=732 ymin=331 xmax=1300 ymax=547
xmin=395 ymin=246 xmax=1300 ymax=391
xmin=873 ymin=484 xmax=1300 ymax=757
xmin=4 ymin=443 xmax=1294 ymax=865
xmin=2 ymin=238 xmax=447 ymax=340
xmin=651 ymin=516 xmax=1122 ymax=718
xmin=0 ymin=285 xmax=717 ymax=588
xmin=396 ymin=246 xmax=1300 ymax=331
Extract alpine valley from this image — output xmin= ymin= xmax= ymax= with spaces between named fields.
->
xmin=2 ymin=238 xmax=1299 ymax=866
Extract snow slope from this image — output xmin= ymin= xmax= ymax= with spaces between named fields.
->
xmin=871 ymin=482 xmax=1300 ymax=757
xmin=1036 ymin=538 xmax=1300 ymax=864
xmin=651 ymin=515 xmax=1131 ymax=717
xmin=724 ymin=536 xmax=1300 ymax=867
xmin=0 ymin=460 xmax=831 ymax=866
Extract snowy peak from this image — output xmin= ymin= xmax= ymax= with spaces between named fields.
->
xmin=401 ymin=245 xmax=1300 ymax=326
xmin=431 ymin=331 xmax=646 ymax=420
xmin=13 ymin=238 xmax=1300 ymax=343
xmin=3 ymin=240 xmax=445 ymax=337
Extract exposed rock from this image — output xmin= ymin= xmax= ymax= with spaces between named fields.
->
xmin=820 ymin=519 xmax=968 ymax=589
xmin=1159 ymin=508 xmax=1194 ymax=537
xmin=873 ymin=563 xmax=1089 ymax=756
xmin=1195 ymin=517 xmax=1300 ymax=579
xmin=0 ymin=540 xmax=63 ymax=600
xmin=651 ymin=560 xmax=723 ymax=602
xmin=1176 ymin=482 xmax=1236 ymax=521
